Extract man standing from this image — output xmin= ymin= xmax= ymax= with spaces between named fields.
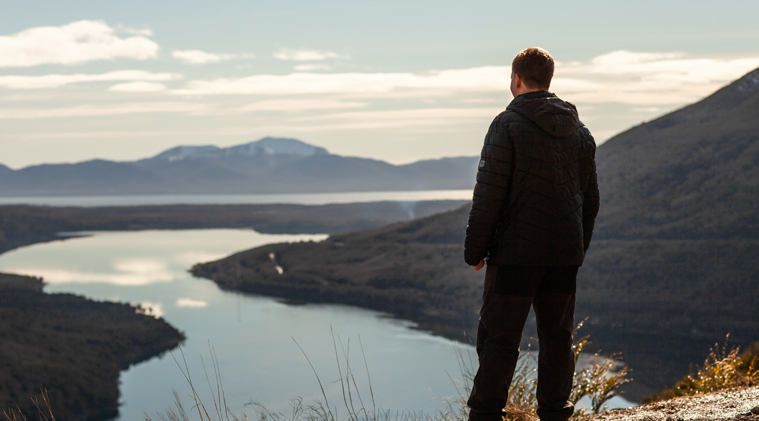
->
xmin=464 ymin=47 xmax=600 ymax=421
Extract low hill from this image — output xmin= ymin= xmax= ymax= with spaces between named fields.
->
xmin=0 ymin=137 xmax=478 ymax=196
xmin=192 ymin=67 xmax=759 ymax=401
xmin=0 ymin=272 xmax=183 ymax=420
xmin=0 ymin=201 xmax=466 ymax=255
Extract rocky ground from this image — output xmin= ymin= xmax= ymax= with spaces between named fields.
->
xmin=584 ymin=387 xmax=759 ymax=421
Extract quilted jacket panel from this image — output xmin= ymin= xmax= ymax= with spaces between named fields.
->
xmin=464 ymin=91 xmax=600 ymax=266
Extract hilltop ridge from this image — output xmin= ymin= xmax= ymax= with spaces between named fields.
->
xmin=595 ymin=66 xmax=759 ymax=240
xmin=148 ymin=137 xmax=329 ymax=161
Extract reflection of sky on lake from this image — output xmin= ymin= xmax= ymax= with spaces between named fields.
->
xmin=0 ymin=229 xmax=634 ymax=418
xmin=0 ymin=230 xmax=476 ymax=419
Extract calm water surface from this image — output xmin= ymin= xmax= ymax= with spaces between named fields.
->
xmin=0 ymin=230 xmax=479 ymax=419
xmin=0 ymin=229 xmax=634 ymax=418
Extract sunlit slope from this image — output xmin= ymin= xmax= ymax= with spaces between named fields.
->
xmin=594 ymin=66 xmax=759 ymax=240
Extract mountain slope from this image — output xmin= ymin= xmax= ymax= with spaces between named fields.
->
xmin=0 ymin=138 xmax=478 ymax=196
xmin=148 ymin=137 xmax=328 ymax=161
xmin=0 ymin=160 xmax=167 ymax=195
xmin=595 ymin=67 xmax=759 ymax=240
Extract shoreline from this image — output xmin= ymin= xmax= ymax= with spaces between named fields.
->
xmin=0 ymin=272 xmax=184 ymax=420
xmin=0 ymin=200 xmax=465 ymax=419
xmin=189 ymin=205 xmax=759 ymax=403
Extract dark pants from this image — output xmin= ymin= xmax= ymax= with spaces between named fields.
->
xmin=467 ymin=264 xmax=578 ymax=421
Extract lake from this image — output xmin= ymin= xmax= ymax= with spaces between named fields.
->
xmin=0 ymin=189 xmax=472 ymax=207
xmin=0 ymin=229 xmax=634 ymax=419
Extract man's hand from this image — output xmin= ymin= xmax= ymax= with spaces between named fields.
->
xmin=471 ymin=260 xmax=485 ymax=271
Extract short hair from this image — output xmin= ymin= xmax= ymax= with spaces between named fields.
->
xmin=512 ymin=47 xmax=554 ymax=90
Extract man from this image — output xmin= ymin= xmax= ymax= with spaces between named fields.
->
xmin=464 ymin=47 xmax=600 ymax=421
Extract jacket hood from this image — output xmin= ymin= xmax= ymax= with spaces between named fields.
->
xmin=506 ymin=91 xmax=580 ymax=138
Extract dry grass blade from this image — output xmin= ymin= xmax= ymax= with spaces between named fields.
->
xmin=330 ymin=328 xmax=357 ymax=421
xmin=3 ymin=407 xmax=28 ymax=421
xmin=358 ymin=335 xmax=377 ymax=421
xmin=291 ymin=337 xmax=334 ymax=421
xmin=643 ymin=334 xmax=759 ymax=403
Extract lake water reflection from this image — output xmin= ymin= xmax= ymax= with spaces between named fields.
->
xmin=0 ymin=229 xmax=634 ymax=419
xmin=0 ymin=230 xmax=480 ymax=419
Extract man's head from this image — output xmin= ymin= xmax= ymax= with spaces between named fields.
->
xmin=510 ymin=47 xmax=554 ymax=97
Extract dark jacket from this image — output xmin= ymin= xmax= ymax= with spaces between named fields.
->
xmin=464 ymin=91 xmax=599 ymax=267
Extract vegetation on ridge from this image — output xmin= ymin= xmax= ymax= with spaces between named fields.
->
xmin=0 ymin=201 xmax=466 ymax=254
xmin=642 ymin=336 xmax=759 ymax=404
xmin=0 ymin=272 xmax=184 ymax=420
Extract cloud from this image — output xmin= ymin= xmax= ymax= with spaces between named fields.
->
xmin=235 ymin=99 xmax=367 ymax=112
xmin=293 ymin=64 xmax=332 ymax=71
xmin=108 ymin=81 xmax=167 ymax=92
xmin=0 ymin=20 xmax=159 ymax=67
xmin=554 ymin=50 xmax=759 ymax=104
xmin=273 ymin=48 xmax=346 ymax=61
xmin=172 ymin=49 xmax=255 ymax=64
xmin=176 ymin=298 xmax=208 ymax=308
xmin=0 ymin=70 xmax=180 ymax=89
xmin=115 ymin=24 xmax=154 ymax=36
xmin=0 ymin=102 xmax=209 ymax=119
xmin=172 ymin=66 xmax=510 ymax=96
xmin=172 ymin=51 xmax=759 ymax=107
xmin=289 ymin=107 xmax=496 ymax=131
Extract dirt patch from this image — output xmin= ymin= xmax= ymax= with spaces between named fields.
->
xmin=584 ymin=386 xmax=759 ymax=421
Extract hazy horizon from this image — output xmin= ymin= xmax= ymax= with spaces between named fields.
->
xmin=2 ymin=0 xmax=759 ymax=169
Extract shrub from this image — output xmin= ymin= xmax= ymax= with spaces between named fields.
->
xmin=642 ymin=335 xmax=759 ymax=404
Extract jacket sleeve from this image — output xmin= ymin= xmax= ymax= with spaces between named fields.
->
xmin=582 ymin=148 xmax=600 ymax=252
xmin=464 ymin=115 xmax=513 ymax=265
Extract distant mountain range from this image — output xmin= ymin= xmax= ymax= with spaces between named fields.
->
xmin=0 ymin=137 xmax=478 ymax=196
xmin=193 ymin=66 xmax=759 ymax=400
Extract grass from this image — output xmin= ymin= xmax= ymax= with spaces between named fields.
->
xmin=11 ymin=329 xmax=759 ymax=420
xmin=642 ymin=335 xmax=759 ymax=404
xmin=446 ymin=320 xmax=632 ymax=421
xmin=145 ymin=322 xmax=632 ymax=421
xmin=3 ymin=390 xmax=56 ymax=421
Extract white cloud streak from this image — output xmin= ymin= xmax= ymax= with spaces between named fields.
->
xmin=172 ymin=66 xmax=509 ymax=96
xmin=108 ymin=81 xmax=167 ymax=92
xmin=0 ymin=102 xmax=209 ymax=119
xmin=235 ymin=99 xmax=367 ymax=112
xmin=171 ymin=51 xmax=759 ymax=106
xmin=172 ymin=49 xmax=256 ymax=64
xmin=0 ymin=70 xmax=180 ymax=89
xmin=293 ymin=63 xmax=331 ymax=71
xmin=115 ymin=24 xmax=154 ymax=36
xmin=0 ymin=20 xmax=159 ymax=67
xmin=553 ymin=50 xmax=759 ymax=104
xmin=290 ymin=107 xmax=496 ymax=131
xmin=273 ymin=48 xmax=346 ymax=61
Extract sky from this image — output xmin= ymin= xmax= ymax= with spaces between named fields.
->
xmin=1 ymin=0 xmax=759 ymax=169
